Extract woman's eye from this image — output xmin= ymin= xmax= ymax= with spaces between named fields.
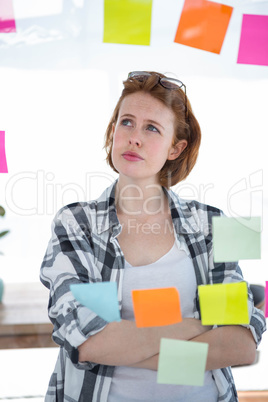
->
xmin=121 ymin=119 xmax=132 ymax=127
xmin=147 ymin=124 xmax=159 ymax=133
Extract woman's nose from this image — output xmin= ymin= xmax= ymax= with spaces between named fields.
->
xmin=129 ymin=130 xmax=142 ymax=147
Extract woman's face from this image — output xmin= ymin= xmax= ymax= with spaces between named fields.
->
xmin=111 ymin=92 xmax=187 ymax=185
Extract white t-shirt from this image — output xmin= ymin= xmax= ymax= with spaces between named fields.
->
xmin=108 ymin=240 xmax=219 ymax=402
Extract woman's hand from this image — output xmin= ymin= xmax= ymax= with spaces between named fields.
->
xmin=126 ymin=319 xmax=211 ymax=371
xmin=184 ymin=318 xmax=213 ymax=337
xmin=128 ymin=322 xmax=257 ymax=372
xmin=191 ymin=325 xmax=256 ymax=370
xmin=164 ymin=318 xmax=212 ymax=341
xmin=128 ymin=354 xmax=159 ymax=370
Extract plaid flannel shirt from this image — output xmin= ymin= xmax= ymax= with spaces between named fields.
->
xmin=40 ymin=179 xmax=266 ymax=402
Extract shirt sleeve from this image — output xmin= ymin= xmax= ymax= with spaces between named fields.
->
xmin=40 ymin=205 xmax=108 ymax=370
xmin=207 ymin=209 xmax=266 ymax=347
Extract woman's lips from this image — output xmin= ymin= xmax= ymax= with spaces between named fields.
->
xmin=122 ymin=151 xmax=144 ymax=161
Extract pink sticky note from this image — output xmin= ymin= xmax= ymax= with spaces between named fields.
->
xmin=265 ymin=281 xmax=268 ymax=318
xmin=0 ymin=0 xmax=16 ymax=33
xmin=0 ymin=131 xmax=8 ymax=173
xmin=237 ymin=14 xmax=268 ymax=66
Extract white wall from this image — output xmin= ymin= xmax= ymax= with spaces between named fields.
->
xmin=0 ymin=0 xmax=267 ymax=398
xmin=0 ymin=0 xmax=267 ymax=286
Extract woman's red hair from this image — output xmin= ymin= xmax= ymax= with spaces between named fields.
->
xmin=104 ymin=72 xmax=201 ymax=187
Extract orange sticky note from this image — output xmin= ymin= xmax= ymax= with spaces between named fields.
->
xmin=132 ymin=287 xmax=182 ymax=327
xmin=174 ymin=0 xmax=233 ymax=54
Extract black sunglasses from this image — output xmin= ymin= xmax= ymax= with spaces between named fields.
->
xmin=128 ymin=71 xmax=188 ymax=121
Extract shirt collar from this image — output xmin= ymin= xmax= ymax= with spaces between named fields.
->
xmin=95 ymin=180 xmax=200 ymax=236
xmin=95 ymin=179 xmax=120 ymax=236
xmin=163 ymin=187 xmax=201 ymax=234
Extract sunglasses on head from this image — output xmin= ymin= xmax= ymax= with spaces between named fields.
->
xmin=127 ymin=71 xmax=188 ymax=121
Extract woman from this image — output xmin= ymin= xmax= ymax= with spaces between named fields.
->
xmin=40 ymin=71 xmax=266 ymax=402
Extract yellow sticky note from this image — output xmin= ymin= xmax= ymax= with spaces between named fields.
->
xmin=103 ymin=0 xmax=152 ymax=46
xmin=198 ymin=282 xmax=249 ymax=325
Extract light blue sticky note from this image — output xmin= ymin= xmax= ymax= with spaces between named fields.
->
xmin=70 ymin=282 xmax=121 ymax=322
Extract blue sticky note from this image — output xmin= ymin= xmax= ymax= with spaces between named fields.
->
xmin=70 ymin=282 xmax=121 ymax=322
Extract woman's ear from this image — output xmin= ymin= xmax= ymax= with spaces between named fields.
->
xmin=111 ymin=123 xmax=115 ymax=138
xmin=168 ymin=140 xmax=188 ymax=161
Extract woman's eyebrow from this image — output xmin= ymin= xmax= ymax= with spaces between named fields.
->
xmin=147 ymin=119 xmax=164 ymax=130
xmin=120 ymin=113 xmax=135 ymax=119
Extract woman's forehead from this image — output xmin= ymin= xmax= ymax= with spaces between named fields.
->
xmin=118 ymin=92 xmax=175 ymax=122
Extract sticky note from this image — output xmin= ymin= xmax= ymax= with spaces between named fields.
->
xmin=0 ymin=131 xmax=8 ymax=173
xmin=132 ymin=287 xmax=182 ymax=328
xmin=157 ymin=338 xmax=208 ymax=386
xmin=212 ymin=216 xmax=261 ymax=262
xmin=237 ymin=14 xmax=268 ymax=67
xmin=174 ymin=0 xmax=233 ymax=54
xmin=103 ymin=0 xmax=152 ymax=46
xmin=70 ymin=282 xmax=121 ymax=322
xmin=0 ymin=0 xmax=16 ymax=33
xmin=198 ymin=282 xmax=249 ymax=325
xmin=265 ymin=281 xmax=268 ymax=318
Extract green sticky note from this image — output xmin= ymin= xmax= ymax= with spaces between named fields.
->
xmin=157 ymin=338 xmax=208 ymax=386
xmin=198 ymin=282 xmax=249 ymax=325
xmin=103 ymin=0 xmax=152 ymax=46
xmin=212 ymin=216 xmax=261 ymax=262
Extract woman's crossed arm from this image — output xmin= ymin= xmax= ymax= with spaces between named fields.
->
xmin=78 ymin=318 xmax=209 ymax=366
